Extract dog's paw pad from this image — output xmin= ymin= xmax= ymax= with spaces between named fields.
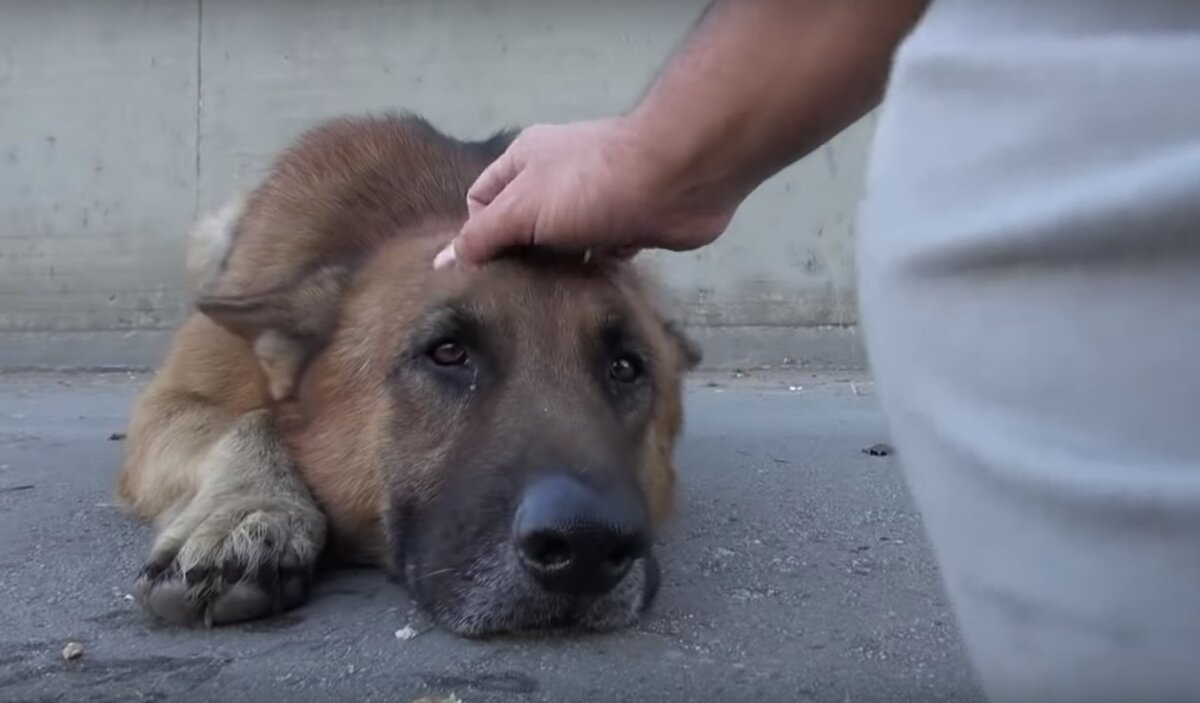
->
xmin=136 ymin=504 xmax=321 ymax=627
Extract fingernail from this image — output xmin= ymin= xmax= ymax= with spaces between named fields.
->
xmin=433 ymin=243 xmax=457 ymax=270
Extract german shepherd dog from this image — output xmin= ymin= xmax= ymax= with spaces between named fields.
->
xmin=116 ymin=113 xmax=700 ymax=636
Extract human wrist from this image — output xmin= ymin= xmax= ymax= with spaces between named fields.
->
xmin=618 ymin=105 xmax=749 ymax=217
xmin=595 ymin=109 xmax=739 ymax=251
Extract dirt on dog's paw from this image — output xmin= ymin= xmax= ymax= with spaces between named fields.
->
xmin=136 ymin=498 xmax=325 ymax=627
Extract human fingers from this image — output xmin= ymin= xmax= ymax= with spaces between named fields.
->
xmin=466 ymin=138 xmax=523 ymax=218
xmin=436 ymin=186 xmax=534 ymax=269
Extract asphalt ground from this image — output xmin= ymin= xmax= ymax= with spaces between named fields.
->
xmin=0 ymin=370 xmax=983 ymax=703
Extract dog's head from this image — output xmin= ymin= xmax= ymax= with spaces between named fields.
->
xmin=320 ymin=237 xmax=696 ymax=635
xmin=190 ymin=110 xmax=700 ymax=633
xmin=202 ymin=233 xmax=697 ymax=636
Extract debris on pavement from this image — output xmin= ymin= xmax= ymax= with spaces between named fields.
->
xmin=394 ymin=625 xmax=420 ymax=641
xmin=412 ymin=695 xmax=462 ymax=703
xmin=61 ymin=642 xmax=84 ymax=661
xmin=862 ymin=443 xmax=895 ymax=457
xmin=108 ymin=432 xmax=126 ymax=441
xmin=0 ymin=484 xmax=35 ymax=493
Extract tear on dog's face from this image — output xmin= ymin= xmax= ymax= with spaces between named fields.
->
xmin=181 ymin=114 xmax=699 ymax=637
xmin=282 ymin=240 xmax=693 ymax=636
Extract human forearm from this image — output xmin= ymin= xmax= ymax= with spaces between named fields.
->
xmin=628 ymin=0 xmax=930 ymax=203
xmin=444 ymin=0 xmax=931 ymax=266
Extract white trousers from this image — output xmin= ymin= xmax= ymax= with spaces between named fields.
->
xmin=857 ymin=1 xmax=1200 ymax=701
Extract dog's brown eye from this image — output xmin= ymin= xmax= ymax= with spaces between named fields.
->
xmin=609 ymin=355 xmax=642 ymax=383
xmin=430 ymin=341 xmax=468 ymax=366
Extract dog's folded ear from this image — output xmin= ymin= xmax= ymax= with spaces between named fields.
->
xmin=195 ymin=264 xmax=352 ymax=403
xmin=185 ymin=185 xmax=358 ymax=403
xmin=614 ymin=265 xmax=703 ymax=374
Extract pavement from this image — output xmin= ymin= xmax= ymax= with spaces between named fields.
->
xmin=0 ymin=370 xmax=984 ymax=703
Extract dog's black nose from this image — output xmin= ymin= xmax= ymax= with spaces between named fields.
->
xmin=513 ymin=473 xmax=649 ymax=596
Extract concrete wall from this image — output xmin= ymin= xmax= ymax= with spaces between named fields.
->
xmin=0 ymin=0 xmax=874 ymax=370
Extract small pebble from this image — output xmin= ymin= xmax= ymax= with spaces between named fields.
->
xmin=394 ymin=625 xmax=419 ymax=641
xmin=61 ymin=642 xmax=84 ymax=661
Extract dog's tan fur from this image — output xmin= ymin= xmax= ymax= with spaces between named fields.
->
xmin=116 ymin=113 xmax=696 ymax=630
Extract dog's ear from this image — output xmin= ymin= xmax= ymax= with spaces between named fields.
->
xmin=186 ymin=196 xmax=354 ymax=402
xmin=663 ymin=320 xmax=703 ymax=372
xmin=613 ymin=262 xmax=703 ymax=373
xmin=195 ymin=264 xmax=352 ymax=402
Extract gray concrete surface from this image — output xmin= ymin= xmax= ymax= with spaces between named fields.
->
xmin=0 ymin=371 xmax=983 ymax=703
xmin=0 ymin=1 xmax=873 ymax=370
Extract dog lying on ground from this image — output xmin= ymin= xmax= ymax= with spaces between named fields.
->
xmin=115 ymin=112 xmax=700 ymax=636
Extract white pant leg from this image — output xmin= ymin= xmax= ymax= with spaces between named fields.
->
xmin=857 ymin=3 xmax=1200 ymax=701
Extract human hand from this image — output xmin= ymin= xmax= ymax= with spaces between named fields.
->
xmin=433 ymin=117 xmax=739 ymax=269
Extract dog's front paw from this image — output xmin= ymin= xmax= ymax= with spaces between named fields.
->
xmin=137 ymin=495 xmax=325 ymax=626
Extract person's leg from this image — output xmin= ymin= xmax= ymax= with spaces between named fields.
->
xmin=856 ymin=3 xmax=1200 ymax=701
